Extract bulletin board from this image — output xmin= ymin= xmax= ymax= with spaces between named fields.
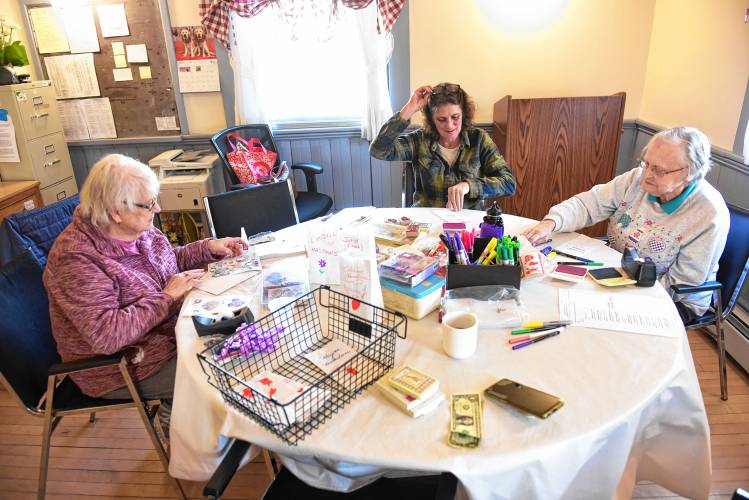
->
xmin=24 ymin=0 xmax=181 ymax=138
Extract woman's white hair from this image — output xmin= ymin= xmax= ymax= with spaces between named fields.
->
xmin=647 ymin=126 xmax=712 ymax=182
xmin=79 ymin=154 xmax=159 ymax=228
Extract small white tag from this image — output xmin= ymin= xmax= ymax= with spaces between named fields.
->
xmin=23 ymin=199 xmax=36 ymax=211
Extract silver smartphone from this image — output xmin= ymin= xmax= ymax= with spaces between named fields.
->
xmin=485 ymin=379 xmax=564 ymax=419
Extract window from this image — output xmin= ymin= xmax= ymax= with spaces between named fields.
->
xmin=231 ymin=6 xmax=366 ymax=127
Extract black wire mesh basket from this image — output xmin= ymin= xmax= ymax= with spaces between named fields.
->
xmin=197 ymin=286 xmax=407 ymax=445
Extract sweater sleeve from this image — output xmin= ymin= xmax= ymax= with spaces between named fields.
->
xmin=464 ymin=129 xmax=516 ymax=199
xmin=173 ymin=238 xmax=217 ymax=271
xmin=46 ymin=252 xmax=175 ymax=355
xmin=369 ymin=113 xmax=418 ymax=162
xmin=545 ymin=169 xmax=640 ymax=233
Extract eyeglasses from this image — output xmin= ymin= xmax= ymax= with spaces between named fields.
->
xmin=132 ymin=197 xmax=159 ymax=212
xmin=638 ymin=160 xmax=687 ymax=178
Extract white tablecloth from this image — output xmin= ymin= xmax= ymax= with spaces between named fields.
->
xmin=168 ymin=208 xmax=711 ymax=500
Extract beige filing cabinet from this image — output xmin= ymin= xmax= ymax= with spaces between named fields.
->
xmin=0 ymin=81 xmax=78 ymax=206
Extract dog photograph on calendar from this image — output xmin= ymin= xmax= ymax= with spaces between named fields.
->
xmin=171 ymin=25 xmax=217 ymax=60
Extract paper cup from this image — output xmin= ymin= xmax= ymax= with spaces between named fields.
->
xmin=442 ymin=312 xmax=478 ymax=359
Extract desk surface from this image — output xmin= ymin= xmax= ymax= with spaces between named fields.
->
xmin=168 ymin=208 xmax=711 ymax=499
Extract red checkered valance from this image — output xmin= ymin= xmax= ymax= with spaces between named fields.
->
xmin=200 ymin=0 xmax=406 ymax=49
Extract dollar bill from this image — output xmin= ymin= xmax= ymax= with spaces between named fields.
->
xmin=448 ymin=393 xmax=482 ymax=449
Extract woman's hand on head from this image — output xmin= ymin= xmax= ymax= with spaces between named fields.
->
xmin=208 ymin=237 xmax=249 ymax=258
xmin=400 ymin=85 xmax=433 ymax=120
xmin=164 ymin=269 xmax=206 ymax=300
xmin=521 ymin=219 xmax=556 ymax=245
xmin=446 ymin=182 xmax=470 ymax=211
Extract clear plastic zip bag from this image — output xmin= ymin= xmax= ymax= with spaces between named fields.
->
xmin=443 ymin=285 xmax=527 ymax=329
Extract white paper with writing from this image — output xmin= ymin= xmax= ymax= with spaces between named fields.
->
xmin=303 ymin=339 xmax=357 ymax=375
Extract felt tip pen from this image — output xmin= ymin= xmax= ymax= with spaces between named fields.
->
xmin=533 ymin=238 xmax=552 ymax=247
xmin=522 ymin=320 xmax=572 ymax=329
xmin=512 ymin=321 xmax=571 ymax=335
xmin=476 ymin=237 xmax=497 ymax=264
xmin=557 ymin=261 xmax=604 ymax=266
xmin=553 ymin=250 xmax=595 ymax=263
xmin=511 ymin=330 xmax=561 ymax=350
xmin=454 ymin=232 xmax=471 ymax=265
xmin=509 ymin=327 xmax=565 ymax=344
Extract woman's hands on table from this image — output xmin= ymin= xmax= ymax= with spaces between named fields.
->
xmin=446 ymin=182 xmax=470 ymax=211
xmin=208 ymin=237 xmax=249 ymax=258
xmin=522 ymin=219 xmax=556 ymax=245
xmin=164 ymin=269 xmax=206 ymax=300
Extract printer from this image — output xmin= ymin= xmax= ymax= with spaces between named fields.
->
xmin=148 ymin=149 xmax=226 ymax=212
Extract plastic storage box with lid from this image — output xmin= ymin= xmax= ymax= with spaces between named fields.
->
xmin=380 ymin=274 xmax=445 ymax=320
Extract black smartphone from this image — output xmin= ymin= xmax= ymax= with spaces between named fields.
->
xmin=485 ymin=379 xmax=564 ymax=419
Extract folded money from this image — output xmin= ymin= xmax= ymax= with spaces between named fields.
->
xmin=448 ymin=393 xmax=482 ymax=450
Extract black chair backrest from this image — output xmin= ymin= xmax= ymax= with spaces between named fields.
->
xmin=210 ymin=125 xmax=278 ymax=186
xmin=0 ymin=250 xmax=60 ymax=409
xmin=204 ymin=180 xmax=299 ymax=239
xmin=717 ymin=204 xmax=749 ymax=315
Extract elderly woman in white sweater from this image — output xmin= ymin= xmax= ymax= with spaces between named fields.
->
xmin=523 ymin=127 xmax=729 ymax=323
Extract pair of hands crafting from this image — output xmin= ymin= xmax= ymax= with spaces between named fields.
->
xmin=402 ymin=86 xmax=471 ymax=212
xmin=163 ymin=237 xmax=249 ymax=300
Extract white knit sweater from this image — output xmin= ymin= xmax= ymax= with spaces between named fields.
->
xmin=544 ymin=167 xmax=729 ymax=316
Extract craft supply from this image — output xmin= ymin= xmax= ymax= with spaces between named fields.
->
xmin=550 ymin=263 xmax=589 ymax=283
xmin=509 ymin=327 xmax=565 ymax=344
xmin=520 ymin=251 xmax=545 ymax=277
xmin=533 ymin=238 xmax=552 ymax=247
xmin=375 ymin=377 xmax=445 ymax=418
xmin=558 ymin=261 xmax=604 ymax=266
xmin=520 ymin=320 xmax=572 ymax=330
xmin=511 ymin=330 xmax=561 ymax=350
xmin=553 ymin=250 xmax=596 ymax=263
xmin=388 ymin=366 xmax=440 ymax=400
xmin=475 ymin=237 xmax=497 ymax=264
xmin=379 ymin=252 xmax=440 ymax=286
xmin=381 ymin=275 xmax=445 ymax=320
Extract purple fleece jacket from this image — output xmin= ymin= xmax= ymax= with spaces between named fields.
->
xmin=43 ymin=208 xmax=216 ymax=397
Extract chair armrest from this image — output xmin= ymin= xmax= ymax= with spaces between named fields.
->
xmin=291 ymin=162 xmax=323 ymax=193
xmin=435 ymin=472 xmax=459 ymax=500
xmin=670 ymin=281 xmax=722 ymax=295
xmin=203 ymin=438 xmax=251 ymax=499
xmin=48 ymin=353 xmax=125 ymax=376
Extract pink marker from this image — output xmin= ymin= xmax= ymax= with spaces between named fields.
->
xmin=508 ymin=327 xmax=564 ymax=344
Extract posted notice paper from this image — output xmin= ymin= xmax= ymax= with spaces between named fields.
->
xmin=44 ymin=53 xmax=100 ymax=99
xmin=28 ymin=7 xmax=69 ymax=54
xmin=0 ymin=111 xmax=21 ymax=163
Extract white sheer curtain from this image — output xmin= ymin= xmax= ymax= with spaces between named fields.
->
xmin=354 ymin=3 xmax=394 ymax=140
xmin=227 ymin=2 xmax=392 ymax=134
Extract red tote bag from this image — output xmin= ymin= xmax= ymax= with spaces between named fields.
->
xmin=225 ymin=133 xmax=278 ymax=184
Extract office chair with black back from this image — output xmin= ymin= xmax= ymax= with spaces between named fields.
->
xmin=204 ymin=438 xmax=458 ymax=500
xmin=210 ymin=124 xmax=333 ymax=222
xmin=0 ymin=250 xmax=186 ymax=500
xmin=204 ymin=179 xmax=299 ymax=238
xmin=671 ymin=203 xmax=749 ymax=400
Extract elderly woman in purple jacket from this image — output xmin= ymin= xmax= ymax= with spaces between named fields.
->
xmin=44 ymin=154 xmax=246 ymax=433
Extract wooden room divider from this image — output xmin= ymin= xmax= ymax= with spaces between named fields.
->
xmin=492 ymin=93 xmax=626 ymax=236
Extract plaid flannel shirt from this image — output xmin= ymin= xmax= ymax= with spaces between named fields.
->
xmin=370 ymin=113 xmax=516 ymax=210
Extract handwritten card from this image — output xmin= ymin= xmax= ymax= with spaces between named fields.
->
xmin=303 ymin=339 xmax=357 ymax=375
xmin=340 ymin=249 xmax=382 ymax=321
xmin=307 ymin=224 xmax=376 ymax=286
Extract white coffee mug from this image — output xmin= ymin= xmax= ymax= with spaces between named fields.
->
xmin=442 ymin=312 xmax=478 ymax=359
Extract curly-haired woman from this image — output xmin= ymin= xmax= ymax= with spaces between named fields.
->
xmin=370 ymin=83 xmax=516 ymax=211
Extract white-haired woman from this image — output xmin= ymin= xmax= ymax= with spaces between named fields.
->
xmin=523 ymin=127 xmax=729 ymax=323
xmin=44 ymin=154 xmax=247 ymax=434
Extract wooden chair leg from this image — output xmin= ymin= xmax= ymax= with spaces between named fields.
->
xmin=262 ymin=448 xmax=277 ymax=480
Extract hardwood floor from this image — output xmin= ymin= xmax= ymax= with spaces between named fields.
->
xmin=1 ymin=328 xmax=747 ymax=499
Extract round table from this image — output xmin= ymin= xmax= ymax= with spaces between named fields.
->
xmin=168 ymin=207 xmax=711 ymax=499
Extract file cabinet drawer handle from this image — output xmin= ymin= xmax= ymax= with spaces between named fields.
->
xmin=32 ymin=96 xmax=44 ymax=105
xmin=44 ymin=159 xmax=62 ymax=167
xmin=31 ymin=113 xmax=49 ymax=120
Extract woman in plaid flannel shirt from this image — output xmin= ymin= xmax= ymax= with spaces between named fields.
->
xmin=370 ymin=83 xmax=516 ymax=211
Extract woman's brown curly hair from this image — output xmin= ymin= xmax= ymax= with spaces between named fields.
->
xmin=421 ymin=83 xmax=476 ymax=141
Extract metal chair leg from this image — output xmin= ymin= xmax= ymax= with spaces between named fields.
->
xmin=38 ymin=376 xmax=57 ymax=500
xmin=119 ymin=360 xmax=187 ymax=500
xmin=715 ymin=289 xmax=728 ymax=400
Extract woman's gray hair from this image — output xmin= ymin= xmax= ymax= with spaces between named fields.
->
xmin=79 ymin=154 xmax=159 ymax=228
xmin=648 ymin=126 xmax=712 ymax=182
